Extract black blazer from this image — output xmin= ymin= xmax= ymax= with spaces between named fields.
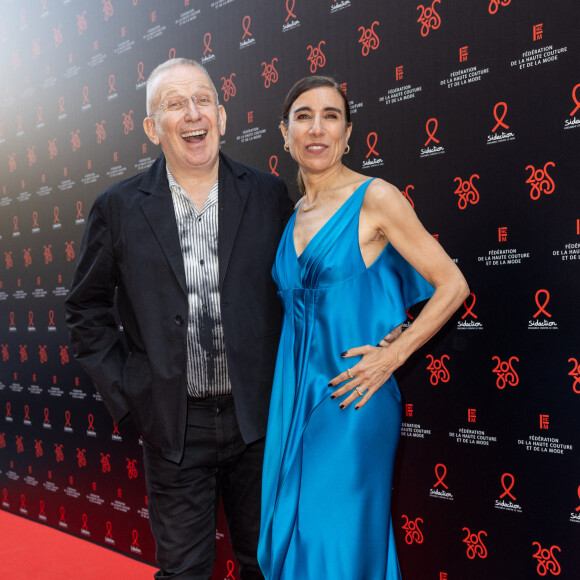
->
xmin=65 ymin=153 xmax=293 ymax=463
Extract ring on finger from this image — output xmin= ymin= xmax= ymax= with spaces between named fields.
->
xmin=346 ymin=368 xmax=354 ymax=379
xmin=355 ymin=386 xmax=364 ymax=397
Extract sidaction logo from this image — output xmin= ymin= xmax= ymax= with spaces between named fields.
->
xmin=528 ymin=289 xmax=558 ymax=330
xmin=429 ymin=463 xmax=454 ymax=500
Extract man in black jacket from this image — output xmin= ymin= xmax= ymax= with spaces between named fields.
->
xmin=66 ymin=58 xmax=293 ymax=580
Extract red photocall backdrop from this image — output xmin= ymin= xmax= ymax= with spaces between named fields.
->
xmin=1 ymin=1 xmax=579 ymax=578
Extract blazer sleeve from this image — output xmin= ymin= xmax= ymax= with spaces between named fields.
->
xmin=65 ymin=191 xmax=130 ymax=425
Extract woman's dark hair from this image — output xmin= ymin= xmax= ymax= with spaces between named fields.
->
xmin=281 ymin=76 xmax=351 ymax=194
xmin=281 ymin=75 xmax=351 ymax=126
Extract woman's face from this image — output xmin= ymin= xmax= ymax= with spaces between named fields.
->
xmin=281 ymin=86 xmax=352 ymax=176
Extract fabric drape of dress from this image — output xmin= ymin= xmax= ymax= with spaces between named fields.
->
xmin=258 ymin=179 xmax=435 ymax=579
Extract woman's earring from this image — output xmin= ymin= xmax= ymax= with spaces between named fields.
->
xmin=284 ymin=143 xmax=290 ymax=152
xmin=344 ymin=144 xmax=350 ymax=155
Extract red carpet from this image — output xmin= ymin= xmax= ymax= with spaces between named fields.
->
xmin=0 ymin=509 xmax=157 ymax=579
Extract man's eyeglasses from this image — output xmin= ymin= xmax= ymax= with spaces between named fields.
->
xmin=151 ymin=91 xmax=217 ymax=116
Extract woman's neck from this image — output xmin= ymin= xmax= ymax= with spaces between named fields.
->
xmin=301 ymin=164 xmax=347 ymax=202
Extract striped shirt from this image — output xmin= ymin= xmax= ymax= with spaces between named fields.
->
xmin=167 ymin=168 xmax=231 ymax=398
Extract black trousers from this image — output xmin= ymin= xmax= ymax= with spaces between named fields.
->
xmin=143 ymin=395 xmax=265 ymax=580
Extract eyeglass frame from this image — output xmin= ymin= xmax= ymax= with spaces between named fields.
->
xmin=149 ymin=90 xmax=219 ymax=117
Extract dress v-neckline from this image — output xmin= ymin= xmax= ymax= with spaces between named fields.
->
xmin=292 ymin=179 xmax=372 ymax=260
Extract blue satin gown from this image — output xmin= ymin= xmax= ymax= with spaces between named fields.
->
xmin=258 ymin=179 xmax=435 ymax=579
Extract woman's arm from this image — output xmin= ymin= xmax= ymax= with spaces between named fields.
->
xmin=329 ymin=179 xmax=469 ymax=409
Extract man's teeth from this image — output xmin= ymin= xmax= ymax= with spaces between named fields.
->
xmin=182 ymin=130 xmax=206 ymax=138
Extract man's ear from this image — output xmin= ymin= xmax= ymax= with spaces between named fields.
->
xmin=218 ymin=105 xmax=227 ymax=136
xmin=143 ymin=116 xmax=160 ymax=145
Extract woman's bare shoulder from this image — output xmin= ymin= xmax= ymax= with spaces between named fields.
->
xmin=364 ymin=177 xmax=405 ymax=209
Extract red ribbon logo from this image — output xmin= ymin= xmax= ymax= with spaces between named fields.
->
xmin=108 ymin=74 xmax=116 ymax=95
xmin=59 ymin=506 xmax=66 ymax=522
xmin=32 ymin=211 xmax=39 ymax=227
xmin=44 ymin=408 xmax=50 ymax=423
xmin=203 ymin=33 xmax=213 ymax=55
xmin=433 ymin=463 xmax=448 ymax=489
xmin=132 ymin=530 xmax=140 ymax=548
xmin=87 ymin=413 xmax=95 ymax=431
xmin=500 ymin=473 xmax=516 ymax=500
xmin=137 ymin=61 xmax=145 ymax=82
xmin=6 ymin=402 xmax=12 ymax=417
xmin=226 ymin=560 xmax=236 ymax=579
xmin=76 ymin=201 xmax=84 ymax=219
xmin=28 ymin=311 xmax=35 ymax=327
xmin=82 ymin=85 xmax=90 ymax=105
xmin=39 ymin=500 xmax=46 ymax=516
xmin=571 ymin=83 xmax=580 ymax=116
xmin=461 ymin=292 xmax=478 ymax=319
xmin=48 ymin=310 xmax=55 ymax=326
xmin=65 ymin=410 xmax=72 ymax=427
xmin=242 ymin=15 xmax=252 ymax=39
xmin=492 ymin=102 xmax=509 ymax=132
xmin=424 ymin=118 xmax=440 ymax=146
xmin=81 ymin=513 xmax=89 ymax=530
xmin=24 ymin=404 xmax=30 ymax=420
xmin=365 ymin=132 xmax=379 ymax=158
xmin=285 ymin=0 xmax=297 ymax=22
xmin=105 ymin=521 xmax=114 ymax=539
xmin=533 ymin=289 xmax=551 ymax=318
xmin=13 ymin=216 xmax=19 ymax=232
xmin=401 ymin=185 xmax=415 ymax=208
xmin=269 ymin=155 xmax=279 ymax=176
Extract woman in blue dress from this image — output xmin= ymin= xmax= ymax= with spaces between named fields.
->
xmin=258 ymin=76 xmax=469 ymax=579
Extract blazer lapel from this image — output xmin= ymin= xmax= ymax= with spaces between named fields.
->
xmin=139 ymin=155 xmax=188 ymax=296
xmin=218 ymin=153 xmax=250 ymax=290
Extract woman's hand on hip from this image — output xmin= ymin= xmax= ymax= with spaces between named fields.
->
xmin=328 ymin=344 xmax=402 ymax=410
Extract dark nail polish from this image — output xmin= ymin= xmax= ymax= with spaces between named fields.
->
xmin=328 ymin=382 xmax=333 ymax=387
xmin=341 ymin=351 xmax=348 ymax=357
xmin=330 ymin=395 xmax=335 ymax=399
xmin=355 ymin=406 xmax=359 ymax=410
xmin=339 ymin=404 xmax=344 ymax=409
